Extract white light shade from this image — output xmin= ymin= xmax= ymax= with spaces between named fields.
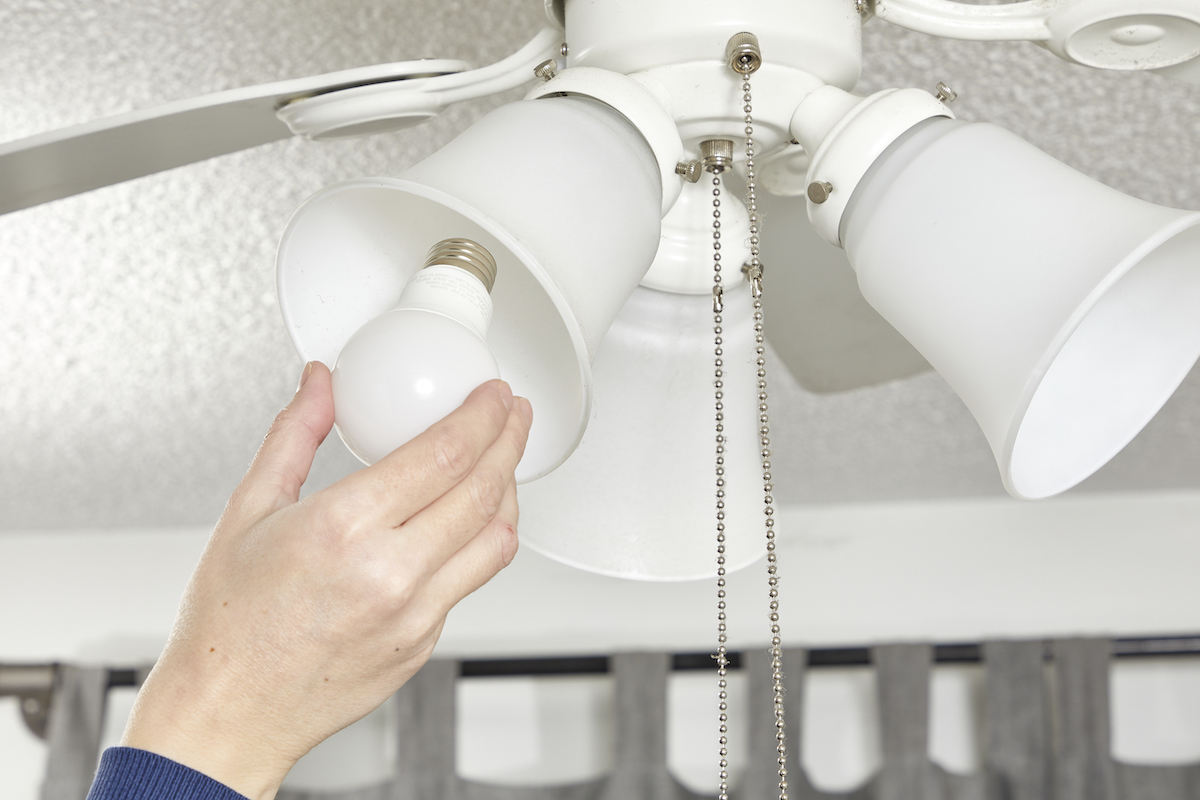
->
xmin=841 ymin=117 xmax=1200 ymax=499
xmin=277 ymin=96 xmax=662 ymax=481
xmin=517 ymin=283 xmax=764 ymax=581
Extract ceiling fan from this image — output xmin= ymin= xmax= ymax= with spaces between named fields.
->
xmin=3 ymin=0 xmax=1200 ymax=581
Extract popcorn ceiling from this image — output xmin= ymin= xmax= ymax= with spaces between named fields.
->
xmin=0 ymin=1 xmax=1197 ymax=530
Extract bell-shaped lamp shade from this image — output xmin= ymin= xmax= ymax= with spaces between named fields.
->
xmin=841 ymin=117 xmax=1200 ymax=499
xmin=517 ymin=282 xmax=764 ymax=581
xmin=277 ymin=96 xmax=663 ymax=481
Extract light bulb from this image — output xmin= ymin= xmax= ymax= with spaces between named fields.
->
xmin=331 ymin=239 xmax=501 ymax=465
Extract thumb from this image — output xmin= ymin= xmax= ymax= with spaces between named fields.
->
xmin=231 ymin=361 xmax=335 ymax=522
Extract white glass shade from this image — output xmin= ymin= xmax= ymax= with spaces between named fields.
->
xmin=841 ymin=117 xmax=1200 ymax=499
xmin=277 ymin=95 xmax=662 ymax=481
xmin=517 ymin=283 xmax=763 ymax=581
xmin=332 ymin=308 xmax=500 ymax=465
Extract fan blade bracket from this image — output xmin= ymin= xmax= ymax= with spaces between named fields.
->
xmin=278 ymin=24 xmax=565 ymax=140
xmin=275 ymin=66 xmax=468 ymax=140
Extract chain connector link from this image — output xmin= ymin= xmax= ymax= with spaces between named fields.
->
xmin=745 ymin=264 xmax=764 ymax=298
xmin=712 ymin=284 xmax=724 ymax=314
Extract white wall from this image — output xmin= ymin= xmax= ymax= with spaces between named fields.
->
xmin=5 ymin=491 xmax=1200 ymax=796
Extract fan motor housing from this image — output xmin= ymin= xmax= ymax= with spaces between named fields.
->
xmin=562 ymin=0 xmax=862 ymax=88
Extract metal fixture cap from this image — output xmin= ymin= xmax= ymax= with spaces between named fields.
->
xmin=725 ymin=32 xmax=763 ymax=75
xmin=807 ymin=181 xmax=833 ymax=204
xmin=424 ymin=238 xmax=498 ymax=293
xmin=701 ymin=139 xmax=735 ymax=173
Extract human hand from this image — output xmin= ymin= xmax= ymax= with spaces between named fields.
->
xmin=120 ymin=362 xmax=532 ymax=799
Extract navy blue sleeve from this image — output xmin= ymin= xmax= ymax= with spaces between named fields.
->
xmin=86 ymin=747 xmax=249 ymax=800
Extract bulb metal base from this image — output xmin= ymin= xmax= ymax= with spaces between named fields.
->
xmin=425 ymin=238 xmax=498 ymax=293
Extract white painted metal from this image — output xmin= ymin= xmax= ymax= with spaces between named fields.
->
xmin=790 ymin=87 xmax=954 ymax=247
xmin=564 ymin=0 xmax=862 ymax=88
xmin=640 ymin=179 xmax=751 ymax=294
xmin=874 ymin=0 xmax=1054 ymax=41
xmin=1157 ymin=52 xmax=1200 ymax=82
xmin=277 ymin=27 xmax=562 ymax=139
xmin=877 ymin=0 xmax=1200 ymax=73
xmin=632 ymin=63 xmax=825 ymax=160
xmin=560 ymin=0 xmax=852 ymax=160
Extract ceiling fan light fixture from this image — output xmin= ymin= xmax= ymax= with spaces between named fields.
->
xmin=835 ymin=115 xmax=1200 ymax=499
xmin=277 ymin=92 xmax=666 ymax=481
xmin=562 ymin=0 xmax=862 ymax=89
xmin=789 ymin=85 xmax=955 ymax=247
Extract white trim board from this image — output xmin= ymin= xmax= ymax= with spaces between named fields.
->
xmin=2 ymin=490 xmax=1199 ymax=663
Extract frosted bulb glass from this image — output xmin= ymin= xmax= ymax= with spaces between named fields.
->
xmin=332 ymin=250 xmax=500 ymax=465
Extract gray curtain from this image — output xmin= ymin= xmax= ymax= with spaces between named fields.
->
xmin=276 ymin=641 xmax=1200 ymax=800
xmin=36 ymin=640 xmax=1200 ymax=800
xmin=40 ymin=666 xmax=108 ymax=800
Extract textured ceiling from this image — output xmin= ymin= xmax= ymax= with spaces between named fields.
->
xmin=2 ymin=0 xmax=1199 ymax=532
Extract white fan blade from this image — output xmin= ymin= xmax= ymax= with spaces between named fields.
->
xmin=0 ymin=24 xmax=563 ymax=215
xmin=1156 ymin=56 xmax=1200 ymax=85
xmin=0 ymin=60 xmax=468 ymax=216
xmin=758 ymin=189 xmax=932 ymax=393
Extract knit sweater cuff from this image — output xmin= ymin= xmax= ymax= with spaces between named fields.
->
xmin=87 ymin=747 xmax=250 ymax=800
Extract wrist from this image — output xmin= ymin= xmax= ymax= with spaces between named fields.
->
xmin=120 ymin=660 xmax=296 ymax=800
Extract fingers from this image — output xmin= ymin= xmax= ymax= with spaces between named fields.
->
xmin=330 ymin=379 xmax=522 ymax=528
xmin=228 ymin=362 xmax=335 ymax=523
xmin=409 ymin=481 xmax=520 ymax=625
xmin=392 ymin=396 xmax=531 ymax=576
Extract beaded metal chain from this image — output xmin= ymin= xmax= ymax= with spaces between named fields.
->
xmin=711 ymin=32 xmax=789 ymax=800
xmin=712 ymin=158 xmax=731 ymax=800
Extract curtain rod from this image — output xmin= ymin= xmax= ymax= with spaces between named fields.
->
xmin=461 ymin=636 xmax=1200 ymax=677
xmin=4 ymin=636 xmax=1200 ymax=693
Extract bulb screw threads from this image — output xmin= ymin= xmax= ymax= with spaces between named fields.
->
xmin=702 ymin=139 xmax=735 ymax=174
xmin=725 ymin=32 xmax=762 ymax=75
xmin=424 ymin=238 xmax=498 ymax=294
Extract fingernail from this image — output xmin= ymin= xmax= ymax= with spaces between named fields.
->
xmin=297 ymin=361 xmax=314 ymax=391
xmin=497 ymin=380 xmax=513 ymax=410
xmin=518 ymin=397 xmax=533 ymax=426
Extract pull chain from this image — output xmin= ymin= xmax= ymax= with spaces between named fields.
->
xmin=711 ymin=166 xmax=731 ymax=800
xmin=710 ymin=31 xmax=788 ymax=800
xmin=742 ymin=68 xmax=790 ymax=800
